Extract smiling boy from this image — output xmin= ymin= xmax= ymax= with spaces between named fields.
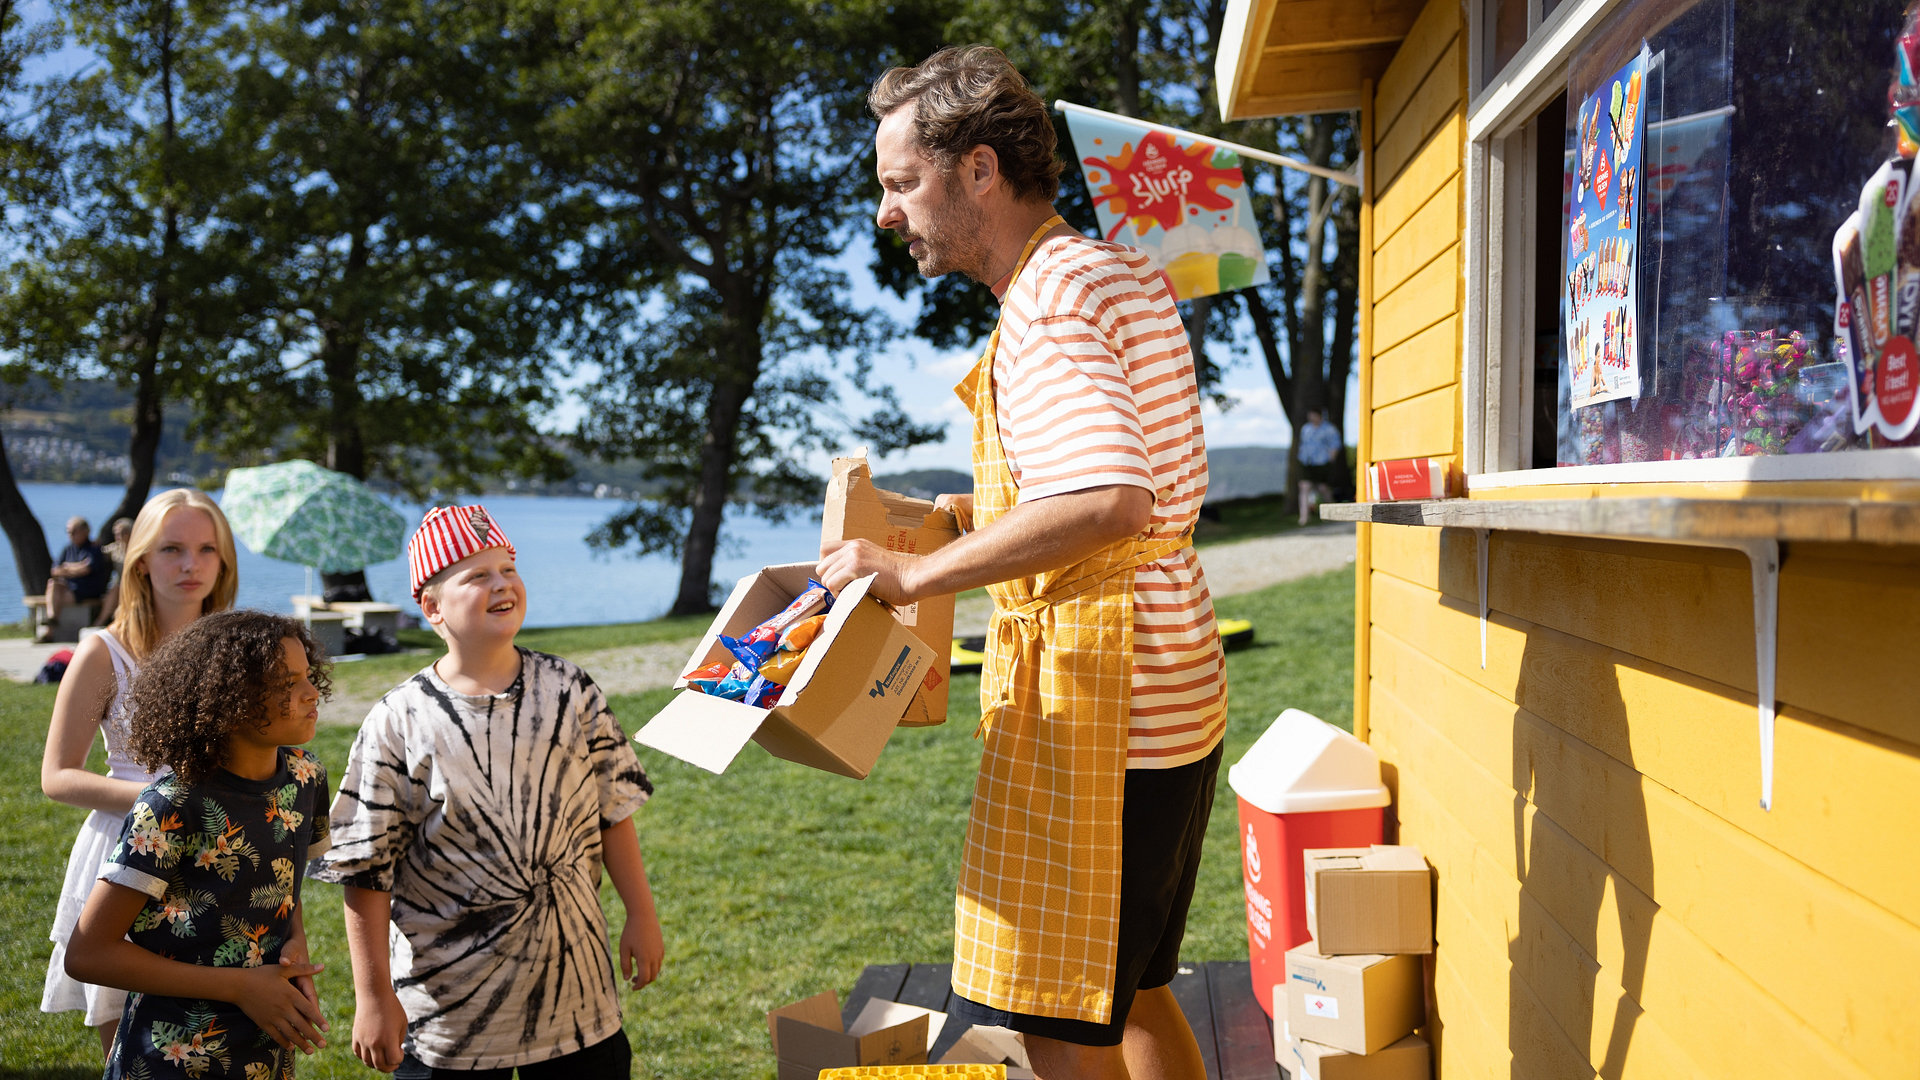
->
xmin=309 ymin=505 xmax=663 ymax=1078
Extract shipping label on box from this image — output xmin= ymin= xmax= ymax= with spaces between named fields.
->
xmin=1285 ymin=944 xmax=1424 ymax=1055
xmin=768 ymin=991 xmax=930 ymax=1080
xmin=1292 ymin=1033 xmax=1430 ymax=1080
xmin=1305 ymin=845 xmax=1433 ymax=955
xmin=636 ymin=562 xmax=934 ymax=779
xmin=821 ymin=455 xmax=961 ymax=728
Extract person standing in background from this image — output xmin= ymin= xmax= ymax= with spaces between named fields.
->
xmin=1295 ymin=408 xmax=1345 ymax=524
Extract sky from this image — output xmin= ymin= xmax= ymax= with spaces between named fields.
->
xmin=834 ymin=261 xmax=1304 ymax=477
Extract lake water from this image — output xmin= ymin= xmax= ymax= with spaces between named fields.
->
xmin=1 ymin=483 xmax=826 ymax=627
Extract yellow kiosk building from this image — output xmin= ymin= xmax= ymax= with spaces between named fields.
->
xmin=1216 ymin=0 xmax=1920 ymax=1075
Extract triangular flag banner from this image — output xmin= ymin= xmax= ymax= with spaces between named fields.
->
xmin=1063 ymin=109 xmax=1270 ymax=301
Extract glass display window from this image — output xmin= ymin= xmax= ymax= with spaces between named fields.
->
xmin=1467 ymin=0 xmax=1920 ymax=479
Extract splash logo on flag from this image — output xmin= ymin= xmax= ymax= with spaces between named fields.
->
xmin=1064 ymin=112 xmax=1270 ymax=301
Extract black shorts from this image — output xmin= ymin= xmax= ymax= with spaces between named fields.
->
xmin=394 ymin=1030 xmax=630 ymax=1080
xmin=1298 ymin=461 xmax=1344 ymax=487
xmin=947 ymin=740 xmax=1224 ymax=1047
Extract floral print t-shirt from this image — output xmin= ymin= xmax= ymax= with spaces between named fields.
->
xmin=99 ymin=747 xmax=330 ymax=1080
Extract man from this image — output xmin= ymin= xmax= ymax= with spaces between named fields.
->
xmin=43 ymin=517 xmax=111 ymax=640
xmin=1295 ymin=408 xmax=1345 ymax=524
xmin=816 ymin=46 xmax=1227 ymax=1080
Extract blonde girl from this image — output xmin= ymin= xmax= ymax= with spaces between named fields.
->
xmin=39 ymin=489 xmax=239 ymax=1056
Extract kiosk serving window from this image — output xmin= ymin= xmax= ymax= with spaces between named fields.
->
xmin=1466 ymin=0 xmax=1920 ymax=478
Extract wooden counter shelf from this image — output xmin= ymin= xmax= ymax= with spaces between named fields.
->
xmin=1317 ymin=496 xmax=1920 ymax=545
xmin=1318 ymin=493 xmax=1920 ymax=810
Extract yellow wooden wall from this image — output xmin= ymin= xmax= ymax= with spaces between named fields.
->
xmin=1357 ymin=2 xmax=1920 ymax=1077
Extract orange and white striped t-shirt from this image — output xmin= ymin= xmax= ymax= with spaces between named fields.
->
xmin=993 ymin=233 xmax=1227 ymax=769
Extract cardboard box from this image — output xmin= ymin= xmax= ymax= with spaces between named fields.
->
xmin=938 ymin=1023 xmax=1034 ymax=1078
xmin=1274 ymin=983 xmax=1293 ymax=1070
xmin=821 ymin=455 xmax=961 ymax=727
xmin=1285 ymin=944 xmax=1424 ymax=1055
xmin=636 ymin=562 xmax=935 ymax=779
xmin=1304 ymin=845 xmax=1433 ymax=955
xmin=767 ymin=991 xmax=930 ymax=1080
xmin=1291 ymin=1033 xmax=1430 ymax=1080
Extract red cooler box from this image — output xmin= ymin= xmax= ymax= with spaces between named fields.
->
xmin=1228 ymin=708 xmax=1390 ymax=1018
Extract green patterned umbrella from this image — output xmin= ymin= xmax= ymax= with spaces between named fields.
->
xmin=220 ymin=460 xmax=408 ymax=573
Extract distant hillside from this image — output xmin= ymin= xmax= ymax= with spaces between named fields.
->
xmin=874 ymin=445 xmax=1302 ymax=504
xmin=1206 ymin=445 xmax=1293 ymax=500
xmin=871 ymin=468 xmax=972 ymax=501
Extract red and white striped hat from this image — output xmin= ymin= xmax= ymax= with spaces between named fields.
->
xmin=407 ymin=504 xmax=516 ymax=600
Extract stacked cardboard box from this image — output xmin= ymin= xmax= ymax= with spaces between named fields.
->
xmin=1279 ymin=845 xmax=1434 ymax=1080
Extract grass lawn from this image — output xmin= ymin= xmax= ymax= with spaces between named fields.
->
xmin=0 ymin=566 xmax=1353 ymax=1079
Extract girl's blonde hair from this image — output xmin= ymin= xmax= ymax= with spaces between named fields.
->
xmin=109 ymin=489 xmax=239 ymax=660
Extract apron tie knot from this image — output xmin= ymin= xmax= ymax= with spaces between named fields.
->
xmin=978 ymin=601 xmax=1046 ymax=737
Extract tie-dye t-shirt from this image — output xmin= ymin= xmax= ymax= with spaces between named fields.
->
xmin=309 ymin=649 xmax=651 ymax=1070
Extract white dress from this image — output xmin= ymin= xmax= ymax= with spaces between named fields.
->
xmin=40 ymin=630 xmax=157 ymax=1027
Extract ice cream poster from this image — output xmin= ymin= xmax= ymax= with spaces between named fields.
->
xmin=1565 ymin=46 xmax=1649 ymax=410
xmin=1063 ymin=111 xmax=1269 ymax=301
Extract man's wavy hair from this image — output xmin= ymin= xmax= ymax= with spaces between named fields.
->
xmin=127 ymin=609 xmax=332 ymax=785
xmin=869 ymin=45 xmax=1063 ymax=204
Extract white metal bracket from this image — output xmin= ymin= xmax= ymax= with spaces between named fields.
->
xmin=1732 ymin=538 xmax=1781 ymax=811
xmin=1469 ymin=530 xmax=1780 ymax=809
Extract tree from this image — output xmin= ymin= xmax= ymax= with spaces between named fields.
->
xmin=0 ymin=0 xmax=71 ymax=593
xmin=188 ymin=0 xmax=575 ymax=595
xmin=0 ymin=0 xmax=250 ymax=542
xmin=887 ymin=0 xmax=1361 ymax=512
xmin=529 ymin=0 xmax=949 ymax=614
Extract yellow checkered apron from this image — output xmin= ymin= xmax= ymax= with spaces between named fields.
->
xmin=947 ymin=217 xmax=1190 ymax=1026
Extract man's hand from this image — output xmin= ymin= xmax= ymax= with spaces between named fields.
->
xmin=816 ymin=539 xmax=921 ymax=606
xmin=933 ymin=493 xmax=974 ymax=532
xmin=351 ymin=984 xmax=408 ymax=1073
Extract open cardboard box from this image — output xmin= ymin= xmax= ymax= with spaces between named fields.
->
xmin=636 ymin=562 xmax=935 ymax=779
xmin=821 ymin=454 xmax=961 ymax=727
xmin=768 ymin=991 xmax=931 ymax=1080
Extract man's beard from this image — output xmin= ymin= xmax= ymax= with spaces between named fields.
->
xmin=906 ymin=173 xmax=991 ymax=281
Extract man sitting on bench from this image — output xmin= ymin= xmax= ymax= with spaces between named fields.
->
xmin=42 ymin=517 xmax=110 ymax=642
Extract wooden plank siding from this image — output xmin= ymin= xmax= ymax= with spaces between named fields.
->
xmin=1360 ymin=524 xmax=1920 ymax=1078
xmin=1343 ymin=2 xmax=1920 ymax=1077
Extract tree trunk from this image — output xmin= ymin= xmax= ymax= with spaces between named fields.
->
xmin=317 ymin=229 xmax=371 ymax=602
xmin=673 ymin=364 xmax=752 ymax=616
xmin=1114 ymin=0 xmax=1144 ymax=117
xmin=108 ymin=1 xmax=180 ymax=531
xmin=1289 ymin=119 xmax=1335 ymax=434
xmin=0 ymin=431 xmax=50 ymax=596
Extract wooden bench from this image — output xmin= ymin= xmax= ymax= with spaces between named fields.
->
xmin=844 ymin=962 xmax=1285 ymax=1079
xmin=293 ymin=596 xmax=403 ymax=636
xmin=23 ymin=595 xmax=103 ymax=643
xmin=329 ymin=600 xmax=403 ymax=635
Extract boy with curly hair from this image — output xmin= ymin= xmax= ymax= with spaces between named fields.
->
xmin=309 ymin=505 xmax=663 ymax=1078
